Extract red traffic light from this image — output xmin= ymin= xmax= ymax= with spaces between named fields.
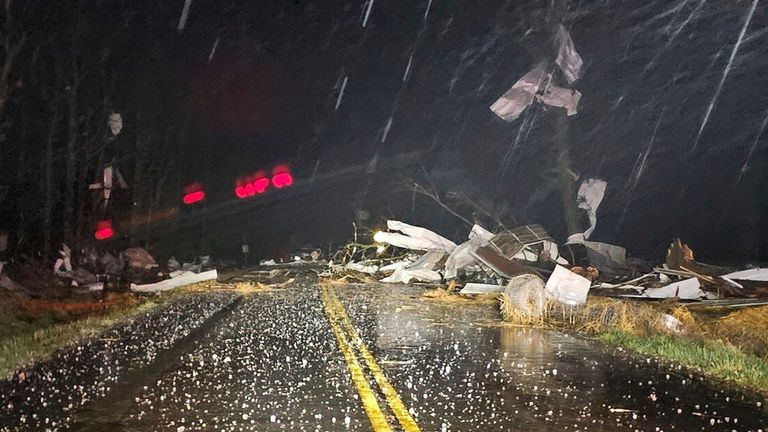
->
xmin=95 ymin=220 xmax=114 ymax=240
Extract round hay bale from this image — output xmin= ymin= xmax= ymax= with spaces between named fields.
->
xmin=502 ymin=274 xmax=546 ymax=321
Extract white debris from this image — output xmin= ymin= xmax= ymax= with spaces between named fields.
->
xmin=554 ymin=24 xmax=584 ymax=84
xmin=380 ymin=267 xmax=441 ymax=284
xmin=444 ymin=224 xmax=493 ymax=279
xmin=545 ymin=265 xmax=591 ymax=306
xmin=374 ymin=220 xmax=456 ymax=252
xmin=535 ymin=85 xmax=582 ymax=116
xmin=490 ymin=64 xmax=549 ymax=122
xmin=722 ymin=268 xmax=768 ymax=282
xmin=131 ymin=269 xmax=217 ymax=293
xmin=642 ymin=277 xmax=707 ymax=300
xmin=576 ymin=178 xmax=607 ymax=240
xmin=345 ymin=262 xmax=379 ymax=275
xmin=460 ymin=283 xmax=506 ymax=295
xmin=662 ymin=313 xmax=683 ymax=333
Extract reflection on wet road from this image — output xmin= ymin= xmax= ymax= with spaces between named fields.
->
xmin=5 ymin=283 xmax=767 ymax=431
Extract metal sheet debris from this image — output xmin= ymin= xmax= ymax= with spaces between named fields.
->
xmin=490 ymin=64 xmax=549 ymax=122
xmin=445 ymin=224 xmax=493 ymax=279
xmin=576 ymin=178 xmax=607 ymax=239
xmin=642 ymin=277 xmax=707 ymax=300
xmin=460 ymin=283 xmax=506 ymax=295
xmin=374 ymin=220 xmax=456 ymax=252
xmin=545 ymin=265 xmax=591 ymax=306
xmin=380 ymin=267 xmax=441 ymax=284
xmin=536 ymin=85 xmax=582 ymax=116
xmin=555 ymin=24 xmax=584 ymax=84
xmin=722 ymin=268 xmax=768 ymax=282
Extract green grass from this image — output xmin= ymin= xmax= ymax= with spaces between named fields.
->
xmin=0 ymin=299 xmax=162 ymax=379
xmin=596 ymin=330 xmax=768 ymax=392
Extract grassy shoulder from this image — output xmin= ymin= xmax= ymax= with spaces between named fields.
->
xmin=0 ymin=281 xmax=266 ymax=379
xmin=0 ymin=293 xmax=171 ymax=379
xmin=596 ymin=330 xmax=768 ymax=393
xmin=500 ymin=294 xmax=768 ymax=394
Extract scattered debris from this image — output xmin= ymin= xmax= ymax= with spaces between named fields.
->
xmin=131 ymin=269 xmax=218 ymax=293
xmin=554 ymin=24 xmax=584 ymax=84
xmin=642 ymin=278 xmax=710 ymax=300
xmin=459 ymin=283 xmax=506 ymax=295
xmin=124 ymin=247 xmax=158 ymax=271
xmin=490 ymin=63 xmax=548 ymax=122
xmin=374 ymin=220 xmax=457 ymax=252
xmin=545 ymin=265 xmax=591 ymax=306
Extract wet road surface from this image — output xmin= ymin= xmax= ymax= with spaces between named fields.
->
xmin=3 ymin=282 xmax=767 ymax=431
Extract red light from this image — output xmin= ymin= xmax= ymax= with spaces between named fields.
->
xmin=95 ymin=220 xmax=114 ymax=241
xmin=244 ymin=184 xmax=255 ymax=196
xmin=253 ymin=177 xmax=270 ymax=193
xmin=272 ymin=172 xmax=293 ymax=188
xmin=183 ymin=190 xmax=205 ymax=205
xmin=235 ymin=185 xmax=247 ymax=199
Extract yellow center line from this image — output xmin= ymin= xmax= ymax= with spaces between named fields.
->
xmin=321 ymin=287 xmax=393 ymax=432
xmin=325 ymin=287 xmax=422 ymax=432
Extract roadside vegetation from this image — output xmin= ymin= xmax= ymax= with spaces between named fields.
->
xmin=500 ymin=296 xmax=768 ymax=393
xmin=0 ymin=293 xmax=165 ymax=378
xmin=0 ymin=280 xmax=280 ymax=379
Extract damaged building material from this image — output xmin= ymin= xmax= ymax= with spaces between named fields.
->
xmin=554 ymin=24 xmax=584 ymax=84
xmin=535 ymin=85 xmax=581 ymax=116
xmin=470 ymin=224 xmax=558 ymax=278
xmin=641 ymin=277 xmax=710 ymax=300
xmin=545 ymin=265 xmax=591 ymax=306
xmin=459 ymin=283 xmax=506 ymax=295
xmin=444 ymin=224 xmax=494 ymax=279
xmin=131 ymin=269 xmax=218 ymax=293
xmin=374 ymin=220 xmax=457 ymax=252
xmin=490 ymin=64 xmax=549 ymax=122
xmin=124 ymin=248 xmax=158 ymax=271
xmin=380 ymin=250 xmax=445 ymax=284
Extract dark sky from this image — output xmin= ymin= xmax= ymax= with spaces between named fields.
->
xmin=146 ymin=0 xmax=768 ymax=261
xmin=2 ymin=0 xmax=767 ymax=261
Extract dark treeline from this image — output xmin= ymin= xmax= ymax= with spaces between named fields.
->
xmin=0 ymin=1 xmax=189 ymax=258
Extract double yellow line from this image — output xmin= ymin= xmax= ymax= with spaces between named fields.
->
xmin=321 ymin=286 xmax=421 ymax=432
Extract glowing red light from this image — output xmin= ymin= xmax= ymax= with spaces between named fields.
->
xmin=272 ymin=172 xmax=293 ymax=188
xmin=253 ymin=177 xmax=270 ymax=193
xmin=244 ymin=184 xmax=255 ymax=196
xmin=94 ymin=220 xmax=114 ymax=241
xmin=235 ymin=185 xmax=247 ymax=199
xmin=183 ymin=190 xmax=205 ymax=205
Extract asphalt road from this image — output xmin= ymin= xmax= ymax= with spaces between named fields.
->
xmin=4 ymin=281 xmax=768 ymax=431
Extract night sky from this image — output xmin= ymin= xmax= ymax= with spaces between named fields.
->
xmin=1 ymin=0 xmax=767 ymax=262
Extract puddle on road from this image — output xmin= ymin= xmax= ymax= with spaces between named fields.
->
xmin=338 ymin=285 xmax=768 ymax=431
